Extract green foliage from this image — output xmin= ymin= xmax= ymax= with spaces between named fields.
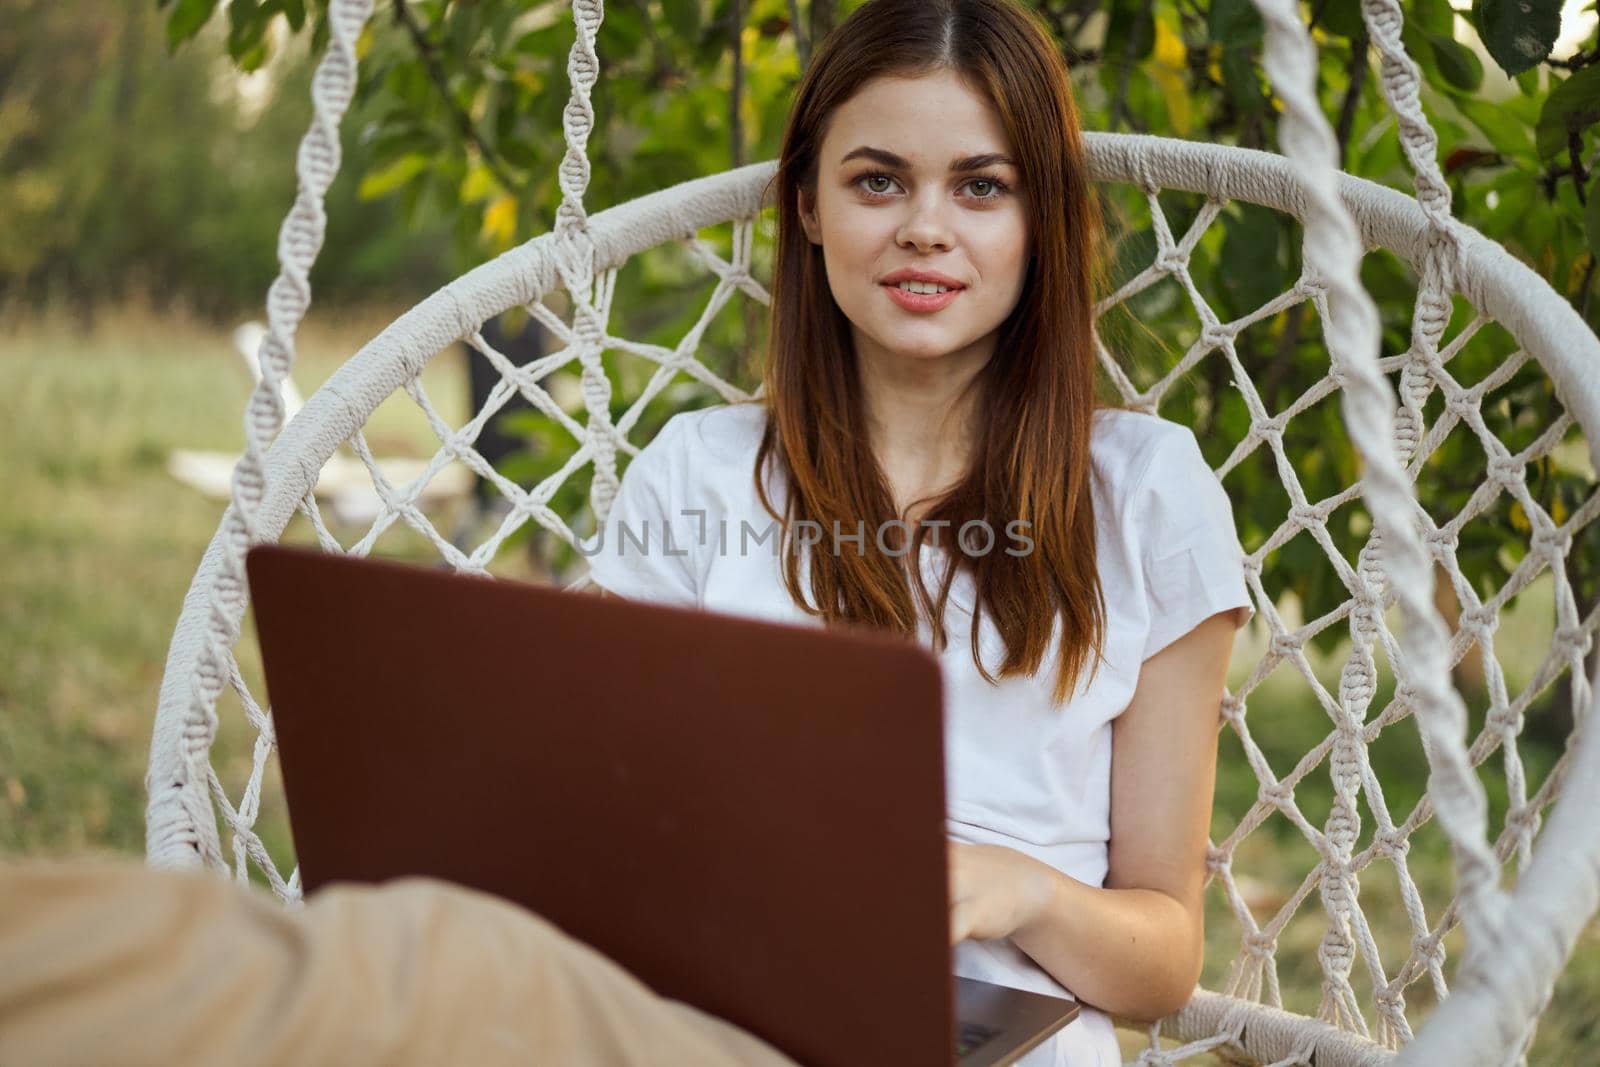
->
xmin=0 ymin=0 xmax=451 ymax=316
xmin=1473 ymin=0 xmax=1564 ymax=77
xmin=147 ymin=0 xmax=1600 ymax=635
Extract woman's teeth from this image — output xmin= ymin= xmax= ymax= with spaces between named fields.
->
xmin=895 ymin=281 xmax=953 ymax=294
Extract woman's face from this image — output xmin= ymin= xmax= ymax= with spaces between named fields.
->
xmin=799 ymin=68 xmax=1030 ymax=368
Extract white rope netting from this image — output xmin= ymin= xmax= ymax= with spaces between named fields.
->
xmin=145 ymin=1 xmax=1600 ymax=1064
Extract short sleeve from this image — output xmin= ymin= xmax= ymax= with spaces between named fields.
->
xmin=583 ymin=415 xmax=699 ymax=607
xmin=1135 ymin=426 xmax=1254 ymax=660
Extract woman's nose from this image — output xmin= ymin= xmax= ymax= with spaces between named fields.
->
xmin=895 ymin=196 xmax=955 ymax=253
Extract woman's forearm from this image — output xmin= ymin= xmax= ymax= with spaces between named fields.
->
xmin=1008 ymin=862 xmax=1203 ymax=1022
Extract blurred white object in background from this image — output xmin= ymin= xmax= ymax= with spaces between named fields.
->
xmin=166 ymin=321 xmax=471 ymax=527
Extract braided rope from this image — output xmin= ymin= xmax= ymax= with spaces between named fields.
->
xmin=1246 ymin=4 xmax=1506 ymax=1047
xmin=145 ymin=0 xmax=376 ymax=870
xmin=549 ymin=0 xmax=626 ymax=530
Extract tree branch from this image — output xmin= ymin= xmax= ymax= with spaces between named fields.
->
xmin=1570 ymin=125 xmax=1590 ymax=206
xmin=1547 ymin=46 xmax=1600 ymax=72
xmin=787 ymin=0 xmax=811 ymax=71
xmin=391 ymin=0 xmax=519 ymax=192
xmin=810 ymin=0 xmax=837 ymax=48
xmin=731 ymin=0 xmax=745 ymax=169
xmin=1335 ymin=27 xmax=1370 ymax=170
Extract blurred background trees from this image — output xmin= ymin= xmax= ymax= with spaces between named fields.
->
xmin=0 ymin=0 xmax=454 ymax=315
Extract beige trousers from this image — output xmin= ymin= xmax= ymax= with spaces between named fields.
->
xmin=0 ymin=858 xmax=801 ymax=1067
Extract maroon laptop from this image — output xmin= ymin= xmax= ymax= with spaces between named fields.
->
xmin=246 ymin=544 xmax=1078 ymax=1066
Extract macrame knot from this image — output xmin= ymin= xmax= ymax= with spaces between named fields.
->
xmin=1131 ymin=1050 xmax=1179 ymax=1067
xmin=1459 ymin=602 xmax=1497 ymax=635
xmin=1293 ymin=271 xmax=1326 ymax=299
xmin=1411 ymin=932 xmax=1446 ymax=968
xmin=1269 ymin=632 xmax=1302 ymax=659
xmin=1421 ymin=524 xmax=1458 ymax=556
xmin=1220 ymin=691 xmax=1246 ymax=721
xmin=1288 ymin=503 xmax=1325 ymax=531
xmin=1319 ymin=926 xmax=1355 ymax=967
xmin=1243 ymin=931 xmax=1277 ymax=960
xmin=1374 ymin=827 xmax=1409 ymax=859
xmin=1486 ymin=704 xmax=1521 ymax=736
xmin=1200 ymin=323 xmax=1233 ymax=351
xmin=1259 ymin=779 xmax=1294 ymax=808
xmin=1254 ymin=412 xmax=1289 ymax=442
xmin=1154 ymin=248 xmax=1187 ymax=274
xmin=1373 ymin=987 xmax=1407 ymax=1021
xmin=1553 ymin=625 xmax=1590 ymax=659
xmin=1325 ymin=806 xmax=1358 ymax=846
xmin=1444 ymin=388 xmax=1479 ymax=419
xmin=1531 ymin=523 xmax=1572 ymax=557
xmin=1485 ymin=454 xmax=1524 ymax=487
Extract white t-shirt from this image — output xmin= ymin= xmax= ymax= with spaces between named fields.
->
xmin=585 ymin=402 xmax=1253 ymax=1067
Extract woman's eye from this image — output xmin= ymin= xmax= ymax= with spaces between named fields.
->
xmin=855 ymin=173 xmax=1007 ymax=199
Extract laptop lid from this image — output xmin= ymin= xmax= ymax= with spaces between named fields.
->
xmin=247 ymin=544 xmax=955 ymax=1066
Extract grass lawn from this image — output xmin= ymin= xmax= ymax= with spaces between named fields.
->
xmin=2 ymin=305 xmax=1595 ymax=1062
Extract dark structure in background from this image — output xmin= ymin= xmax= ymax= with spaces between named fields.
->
xmin=463 ymin=313 xmax=544 ymax=509
xmin=451 ymin=314 xmax=548 ymax=562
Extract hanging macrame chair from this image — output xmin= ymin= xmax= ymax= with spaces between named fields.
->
xmin=144 ymin=0 xmax=1600 ymax=1063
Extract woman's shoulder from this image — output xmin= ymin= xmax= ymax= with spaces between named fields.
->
xmin=666 ymin=400 xmax=768 ymax=458
xmin=1089 ymin=406 xmax=1202 ymax=490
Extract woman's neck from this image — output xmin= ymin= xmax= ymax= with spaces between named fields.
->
xmin=854 ymin=337 xmax=990 ymax=518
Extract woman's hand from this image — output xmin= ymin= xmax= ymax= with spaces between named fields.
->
xmin=947 ymin=841 xmax=1058 ymax=945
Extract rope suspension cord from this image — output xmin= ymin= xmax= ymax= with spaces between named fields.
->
xmin=1239 ymin=0 xmax=1510 ymax=1051
xmin=146 ymin=0 xmax=378 ymax=883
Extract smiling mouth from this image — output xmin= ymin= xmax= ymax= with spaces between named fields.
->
xmin=881 ymin=283 xmax=964 ymax=312
xmin=883 ymin=281 xmax=965 ymax=294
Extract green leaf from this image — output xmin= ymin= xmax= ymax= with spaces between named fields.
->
xmin=1412 ymin=0 xmax=1456 ymax=35
xmin=1427 ymin=31 xmax=1483 ymax=92
xmin=282 ymin=0 xmax=307 ymax=32
xmin=1537 ymin=65 xmax=1600 ymax=159
xmin=1208 ymin=0 xmax=1262 ymax=43
xmin=1471 ymin=0 xmax=1562 ymax=77
xmin=1318 ymin=0 xmax=1365 ymax=39
xmin=1400 ymin=19 xmax=1438 ymax=85
xmin=310 ymin=5 xmax=331 ymax=55
xmin=165 ymin=0 xmax=220 ymax=50
xmin=1448 ymin=91 xmax=1535 ymax=158
xmin=661 ymin=0 xmax=701 ymax=43
xmin=358 ymin=153 xmax=431 ymax=200
xmin=226 ymin=0 xmax=259 ymax=56
xmin=1221 ymin=46 xmax=1266 ymax=115
xmin=1104 ymin=0 xmax=1156 ymax=64
xmin=1220 ymin=204 xmax=1286 ymax=317
xmin=601 ymin=4 xmax=646 ymax=58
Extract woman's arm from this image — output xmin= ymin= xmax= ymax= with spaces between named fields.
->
xmin=958 ymin=609 xmax=1238 ymax=1021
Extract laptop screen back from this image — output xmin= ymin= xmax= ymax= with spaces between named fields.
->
xmin=247 ymin=545 xmax=953 ymax=1067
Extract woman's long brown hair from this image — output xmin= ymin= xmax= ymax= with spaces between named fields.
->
xmin=753 ymin=0 xmax=1108 ymax=705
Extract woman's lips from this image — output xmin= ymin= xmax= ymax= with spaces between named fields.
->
xmin=882 ymin=283 xmax=963 ymax=312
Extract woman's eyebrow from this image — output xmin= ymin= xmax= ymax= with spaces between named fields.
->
xmin=839 ymin=146 xmax=1016 ymax=171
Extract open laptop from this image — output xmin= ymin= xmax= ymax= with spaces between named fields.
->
xmin=245 ymin=544 xmax=1079 ymax=1066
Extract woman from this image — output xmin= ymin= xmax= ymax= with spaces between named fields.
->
xmin=587 ymin=1 xmax=1253 ymax=1063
